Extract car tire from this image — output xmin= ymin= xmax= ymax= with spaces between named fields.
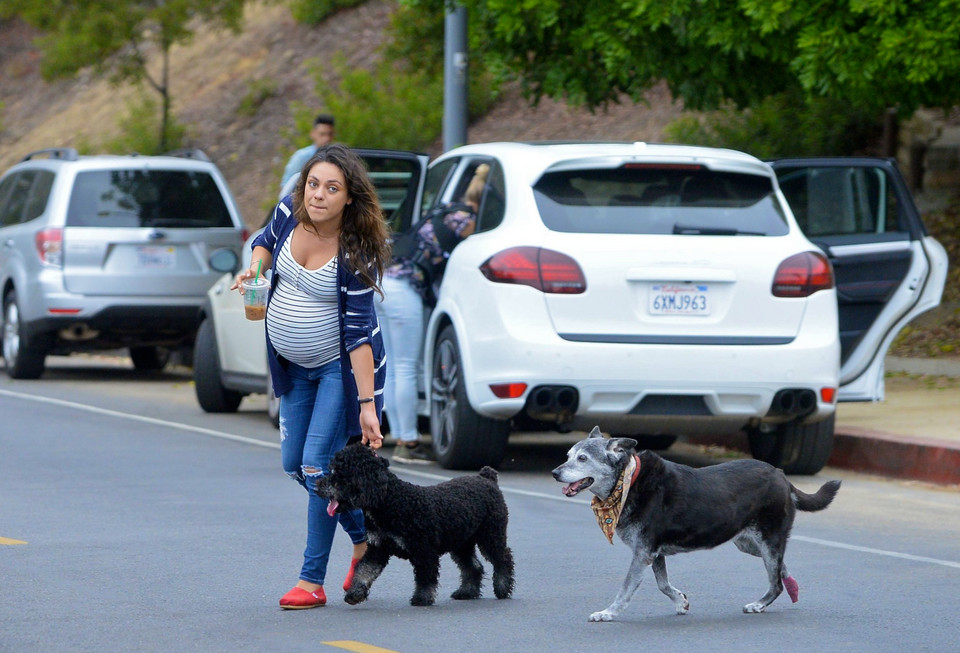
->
xmin=2 ymin=290 xmax=46 ymax=380
xmin=747 ymin=414 xmax=835 ymax=475
xmin=193 ymin=317 xmax=243 ymax=413
xmin=129 ymin=346 xmax=170 ymax=371
xmin=430 ymin=325 xmax=509 ymax=470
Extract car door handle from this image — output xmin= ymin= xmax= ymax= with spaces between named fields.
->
xmin=3 ymin=239 xmax=14 ymax=248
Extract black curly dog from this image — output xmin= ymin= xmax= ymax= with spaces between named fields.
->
xmin=315 ymin=444 xmax=515 ymax=607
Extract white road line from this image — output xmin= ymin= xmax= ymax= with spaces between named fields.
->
xmin=4 ymin=388 xmax=959 ymax=570
xmin=791 ymin=535 xmax=960 ymax=569
xmin=0 ymin=388 xmax=280 ymax=450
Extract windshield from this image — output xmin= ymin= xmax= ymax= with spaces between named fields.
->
xmin=533 ymin=166 xmax=788 ymax=236
xmin=67 ymin=169 xmax=233 ymax=228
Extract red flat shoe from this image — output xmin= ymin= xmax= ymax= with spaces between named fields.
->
xmin=343 ymin=558 xmax=361 ymax=592
xmin=279 ymin=586 xmax=326 ymax=610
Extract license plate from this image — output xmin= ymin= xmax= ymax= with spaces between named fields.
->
xmin=649 ymin=283 xmax=710 ymax=315
xmin=136 ymin=246 xmax=176 ymax=269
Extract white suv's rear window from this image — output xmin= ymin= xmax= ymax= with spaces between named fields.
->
xmin=533 ymin=165 xmax=788 ymax=236
xmin=67 ymin=170 xmax=233 ymax=228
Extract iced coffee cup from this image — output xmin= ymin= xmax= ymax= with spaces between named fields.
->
xmin=242 ymin=277 xmax=269 ymax=321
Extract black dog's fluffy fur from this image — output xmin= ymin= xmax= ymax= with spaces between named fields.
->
xmin=315 ymin=444 xmax=515 ymax=606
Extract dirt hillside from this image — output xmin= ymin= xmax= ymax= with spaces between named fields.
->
xmin=0 ymin=1 xmax=684 ymax=230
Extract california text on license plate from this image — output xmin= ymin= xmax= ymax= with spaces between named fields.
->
xmin=649 ymin=283 xmax=710 ymax=315
xmin=136 ymin=245 xmax=176 ymax=268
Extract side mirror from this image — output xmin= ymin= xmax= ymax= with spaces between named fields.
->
xmin=209 ymin=248 xmax=239 ymax=273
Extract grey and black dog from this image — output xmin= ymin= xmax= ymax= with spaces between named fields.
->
xmin=552 ymin=427 xmax=840 ymax=621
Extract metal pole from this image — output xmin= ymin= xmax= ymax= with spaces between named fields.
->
xmin=443 ymin=5 xmax=468 ymax=152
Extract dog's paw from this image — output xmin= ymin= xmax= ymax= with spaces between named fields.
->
xmin=742 ymin=602 xmax=766 ymax=614
xmin=451 ymin=587 xmax=481 ymax=600
xmin=344 ymin=587 xmax=368 ymax=606
xmin=676 ymin=593 xmax=690 ymax=615
xmin=410 ymin=595 xmax=436 ymax=607
xmin=588 ymin=610 xmax=615 ymax=622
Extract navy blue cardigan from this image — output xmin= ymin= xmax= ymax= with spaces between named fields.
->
xmin=252 ymin=197 xmax=385 ymax=438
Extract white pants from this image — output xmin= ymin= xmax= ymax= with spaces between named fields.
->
xmin=377 ymin=276 xmax=426 ymax=443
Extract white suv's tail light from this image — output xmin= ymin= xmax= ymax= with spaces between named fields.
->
xmin=35 ymin=228 xmax=63 ymax=267
xmin=480 ymin=246 xmax=586 ymax=294
xmin=772 ymin=251 xmax=833 ymax=297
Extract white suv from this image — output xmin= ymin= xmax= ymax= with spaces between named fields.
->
xmin=194 ymin=143 xmax=947 ymax=475
xmin=0 ymin=148 xmax=246 ymax=378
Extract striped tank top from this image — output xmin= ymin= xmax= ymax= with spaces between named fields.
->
xmin=266 ymin=233 xmax=341 ymax=368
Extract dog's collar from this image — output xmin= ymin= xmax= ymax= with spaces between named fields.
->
xmin=629 ymin=454 xmax=641 ymax=484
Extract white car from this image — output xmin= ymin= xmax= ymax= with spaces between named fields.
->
xmin=195 ymin=143 xmax=947 ymax=475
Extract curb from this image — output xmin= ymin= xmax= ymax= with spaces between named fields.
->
xmin=830 ymin=426 xmax=960 ymax=486
xmin=686 ymin=427 xmax=960 ymax=487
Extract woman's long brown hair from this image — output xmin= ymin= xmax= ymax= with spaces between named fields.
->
xmin=292 ymin=144 xmax=391 ymax=294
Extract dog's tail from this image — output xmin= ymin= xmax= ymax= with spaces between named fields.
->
xmin=479 ymin=466 xmax=499 ymax=483
xmin=791 ymin=480 xmax=841 ymax=512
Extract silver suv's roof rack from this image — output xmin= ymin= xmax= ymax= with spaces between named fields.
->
xmin=163 ymin=148 xmax=210 ymax=162
xmin=21 ymin=148 xmax=79 ymax=162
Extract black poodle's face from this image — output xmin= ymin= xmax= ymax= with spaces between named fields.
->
xmin=315 ymin=444 xmax=390 ymax=515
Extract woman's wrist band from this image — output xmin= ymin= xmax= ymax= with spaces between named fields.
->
xmin=358 ymin=397 xmax=375 ymax=404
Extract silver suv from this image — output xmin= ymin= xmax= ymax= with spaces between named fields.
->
xmin=0 ymin=147 xmax=246 ymax=379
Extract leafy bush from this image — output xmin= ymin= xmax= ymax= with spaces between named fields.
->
xmin=78 ymin=92 xmax=186 ymax=155
xmin=664 ymin=89 xmax=882 ymax=158
xmin=289 ymin=0 xmax=367 ymax=25
xmin=310 ymin=54 xmax=443 ymax=151
xmin=237 ymin=77 xmax=279 ymax=117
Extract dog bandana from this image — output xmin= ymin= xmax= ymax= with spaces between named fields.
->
xmin=591 ymin=455 xmax=641 ymax=544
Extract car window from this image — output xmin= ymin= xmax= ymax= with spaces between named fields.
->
xmin=0 ymin=174 xmax=20 ymax=226
xmin=776 ymin=166 xmax=901 ymax=237
xmin=66 ymin=169 xmax=233 ymax=228
xmin=0 ymin=171 xmax=38 ymax=227
xmin=533 ymin=166 xmax=787 ymax=236
xmin=23 ymin=170 xmax=55 ymax=222
xmin=475 ymin=160 xmax=505 ymax=233
xmin=363 ymin=155 xmax=423 ymax=232
xmin=421 ymin=158 xmax=459 ymax=218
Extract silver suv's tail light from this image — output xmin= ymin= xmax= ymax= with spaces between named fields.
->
xmin=772 ymin=251 xmax=833 ymax=297
xmin=480 ymin=246 xmax=586 ymax=294
xmin=35 ymin=228 xmax=63 ymax=267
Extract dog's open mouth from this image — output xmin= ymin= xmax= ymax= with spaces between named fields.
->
xmin=326 ymin=498 xmax=339 ymax=516
xmin=562 ymin=478 xmax=593 ymax=497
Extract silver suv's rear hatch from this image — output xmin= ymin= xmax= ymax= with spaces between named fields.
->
xmin=531 ymin=163 xmax=817 ymax=343
xmin=62 ymin=169 xmax=240 ymax=296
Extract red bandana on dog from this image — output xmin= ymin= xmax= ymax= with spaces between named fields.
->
xmin=591 ymin=455 xmax=640 ymax=544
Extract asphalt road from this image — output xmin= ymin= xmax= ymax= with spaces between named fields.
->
xmin=2 ymin=356 xmax=959 ymax=652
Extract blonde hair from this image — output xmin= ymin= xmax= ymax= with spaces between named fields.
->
xmin=464 ymin=164 xmax=490 ymax=206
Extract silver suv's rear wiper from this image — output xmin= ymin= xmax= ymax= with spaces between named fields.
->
xmin=672 ymin=223 xmax=765 ymax=236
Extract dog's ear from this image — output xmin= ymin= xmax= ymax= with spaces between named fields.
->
xmin=588 ymin=426 xmax=604 ymax=439
xmin=605 ymin=437 xmax=638 ymax=464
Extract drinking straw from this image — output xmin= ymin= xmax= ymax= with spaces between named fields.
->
xmin=255 ymin=259 xmax=262 ymax=282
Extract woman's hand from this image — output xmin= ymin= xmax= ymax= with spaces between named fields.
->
xmin=230 ymin=264 xmax=260 ymax=293
xmin=359 ymin=404 xmax=383 ymax=450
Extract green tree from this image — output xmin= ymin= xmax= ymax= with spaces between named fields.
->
xmin=429 ymin=0 xmax=960 ymax=118
xmin=7 ymin=0 xmax=246 ymax=150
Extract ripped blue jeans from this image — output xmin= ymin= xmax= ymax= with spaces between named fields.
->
xmin=280 ymin=359 xmax=365 ymax=585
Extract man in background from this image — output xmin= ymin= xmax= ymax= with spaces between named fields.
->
xmin=279 ymin=114 xmax=335 ymax=198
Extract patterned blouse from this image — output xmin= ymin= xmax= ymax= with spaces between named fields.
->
xmin=385 ymin=206 xmax=476 ymax=299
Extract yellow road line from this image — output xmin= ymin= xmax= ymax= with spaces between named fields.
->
xmin=323 ymin=642 xmax=400 ymax=653
xmin=0 ymin=536 xmax=27 ymax=545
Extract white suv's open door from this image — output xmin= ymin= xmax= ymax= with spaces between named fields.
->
xmin=772 ymin=158 xmax=948 ymax=402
